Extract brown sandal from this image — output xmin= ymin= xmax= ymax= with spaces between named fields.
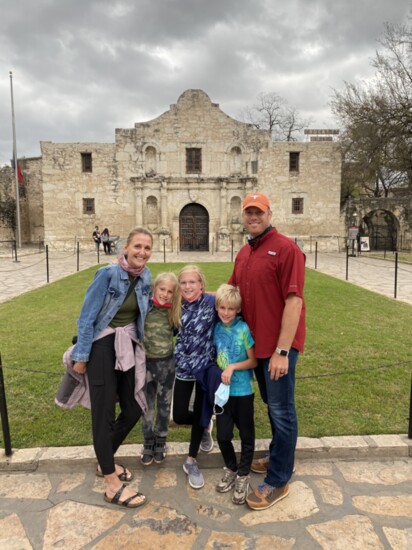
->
xmin=96 ymin=464 xmax=134 ymax=482
xmin=104 ymin=483 xmax=147 ymax=508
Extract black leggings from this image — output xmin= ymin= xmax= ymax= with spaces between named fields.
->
xmin=172 ymin=378 xmax=204 ymax=459
xmin=216 ymin=394 xmax=255 ymax=476
xmin=87 ymin=334 xmax=142 ymax=475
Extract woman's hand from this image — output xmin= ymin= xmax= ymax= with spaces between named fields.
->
xmin=73 ymin=361 xmax=88 ymax=374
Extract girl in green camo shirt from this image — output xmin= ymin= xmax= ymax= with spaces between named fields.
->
xmin=141 ymin=272 xmax=181 ymax=466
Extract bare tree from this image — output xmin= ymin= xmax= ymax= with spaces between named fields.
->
xmin=240 ymin=92 xmax=310 ymax=141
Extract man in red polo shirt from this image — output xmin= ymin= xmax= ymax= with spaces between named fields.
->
xmin=229 ymin=192 xmax=306 ymax=510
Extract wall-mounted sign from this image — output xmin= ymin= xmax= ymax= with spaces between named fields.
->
xmin=348 ymin=226 xmax=359 ymax=240
xmin=360 ymin=237 xmax=370 ymax=251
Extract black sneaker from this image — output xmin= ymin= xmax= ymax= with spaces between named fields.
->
xmin=153 ymin=437 xmax=167 ymax=464
xmin=140 ymin=439 xmax=155 ymax=466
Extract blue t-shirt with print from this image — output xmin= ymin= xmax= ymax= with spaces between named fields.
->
xmin=213 ymin=315 xmax=255 ymax=396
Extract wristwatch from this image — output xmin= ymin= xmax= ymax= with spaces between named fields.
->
xmin=275 ymin=347 xmax=289 ymax=357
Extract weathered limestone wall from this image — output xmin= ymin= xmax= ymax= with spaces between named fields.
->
xmin=40 ymin=142 xmax=119 ymax=248
xmin=113 ymin=90 xmax=269 ymax=251
xmin=22 ymin=157 xmax=44 ymax=244
xmin=259 ymin=141 xmax=342 ymax=238
xmin=22 ymin=90 xmax=343 ymax=252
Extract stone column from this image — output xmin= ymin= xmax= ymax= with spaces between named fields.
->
xmin=220 ymin=182 xmax=228 ymax=227
xmin=160 ymin=181 xmax=168 ymax=228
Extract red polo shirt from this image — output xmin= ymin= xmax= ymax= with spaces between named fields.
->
xmin=229 ymin=228 xmax=306 ymax=358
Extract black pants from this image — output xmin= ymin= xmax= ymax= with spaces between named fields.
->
xmin=172 ymin=378 xmax=204 ymax=459
xmin=87 ymin=334 xmax=142 ymax=475
xmin=216 ymin=394 xmax=255 ymax=476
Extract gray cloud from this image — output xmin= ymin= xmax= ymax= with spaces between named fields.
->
xmin=0 ymin=0 xmax=410 ymax=164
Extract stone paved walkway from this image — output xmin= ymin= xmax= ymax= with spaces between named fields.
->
xmin=1 ymin=437 xmax=411 ymax=549
xmin=305 ymin=251 xmax=412 ymax=306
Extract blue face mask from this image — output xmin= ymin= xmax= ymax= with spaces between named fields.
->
xmin=214 ymin=382 xmax=230 ymax=415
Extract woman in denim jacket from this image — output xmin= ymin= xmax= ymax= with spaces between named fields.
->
xmin=71 ymin=227 xmax=152 ymax=508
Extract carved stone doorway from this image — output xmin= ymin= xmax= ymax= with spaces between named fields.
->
xmin=179 ymin=204 xmax=209 ymax=251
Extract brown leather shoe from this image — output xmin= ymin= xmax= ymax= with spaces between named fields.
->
xmin=250 ymin=454 xmax=296 ymax=475
xmin=246 ymin=482 xmax=289 ymax=510
xmin=250 ymin=454 xmax=270 ymax=473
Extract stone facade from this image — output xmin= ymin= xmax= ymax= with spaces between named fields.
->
xmin=19 ymin=90 xmax=343 ymax=251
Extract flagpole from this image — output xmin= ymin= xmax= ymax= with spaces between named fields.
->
xmin=10 ymin=71 xmax=22 ymax=249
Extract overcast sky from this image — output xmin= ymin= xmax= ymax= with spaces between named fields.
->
xmin=1 ymin=0 xmax=410 ymax=165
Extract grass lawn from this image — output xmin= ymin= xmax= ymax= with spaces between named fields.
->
xmin=0 ymin=261 xmax=411 ymax=449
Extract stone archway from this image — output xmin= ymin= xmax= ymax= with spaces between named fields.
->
xmin=179 ymin=203 xmax=209 ymax=251
xmin=364 ymin=209 xmax=398 ymax=251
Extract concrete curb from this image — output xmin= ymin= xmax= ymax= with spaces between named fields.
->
xmin=1 ymin=435 xmax=410 ymax=472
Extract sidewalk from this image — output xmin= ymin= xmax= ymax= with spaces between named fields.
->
xmin=305 ymin=251 xmax=412 ymax=306
xmin=1 ymin=247 xmax=412 ymax=306
xmin=0 ymin=248 xmax=234 ymax=304
xmin=1 ymin=247 xmax=412 ymax=548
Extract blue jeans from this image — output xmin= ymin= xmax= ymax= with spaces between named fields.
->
xmin=255 ymin=348 xmax=298 ymax=487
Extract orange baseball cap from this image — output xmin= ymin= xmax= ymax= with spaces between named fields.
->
xmin=242 ymin=193 xmax=270 ymax=211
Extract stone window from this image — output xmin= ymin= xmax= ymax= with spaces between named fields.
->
xmin=251 ymin=160 xmax=258 ymax=174
xmin=230 ymin=196 xmax=242 ymax=224
xmin=145 ymin=146 xmax=157 ymax=175
xmin=230 ymin=147 xmax=242 ymax=174
xmin=289 ymin=152 xmax=300 ymax=173
xmin=186 ymin=148 xmax=202 ymax=173
xmin=292 ymin=197 xmax=304 ymax=214
xmin=83 ymin=198 xmax=95 ymax=214
xmin=81 ymin=153 xmax=92 ymax=173
xmin=145 ymin=196 xmax=159 ymax=226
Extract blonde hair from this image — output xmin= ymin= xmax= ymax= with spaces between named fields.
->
xmin=126 ymin=226 xmax=153 ymax=245
xmin=153 ymin=272 xmax=181 ymax=328
xmin=178 ymin=264 xmax=207 ymax=292
xmin=215 ymin=284 xmax=242 ymax=310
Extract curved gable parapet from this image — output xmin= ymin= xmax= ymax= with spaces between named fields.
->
xmin=132 ymin=89 xmax=214 ymax=129
xmin=176 ymin=89 xmax=213 ymax=106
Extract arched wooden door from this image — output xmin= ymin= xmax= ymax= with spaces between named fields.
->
xmin=179 ymin=204 xmax=209 ymax=251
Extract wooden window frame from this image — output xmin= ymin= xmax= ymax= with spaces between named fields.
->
xmin=186 ymin=148 xmax=202 ymax=173
xmin=83 ymin=198 xmax=95 ymax=215
xmin=292 ymin=197 xmax=304 ymax=214
xmin=289 ymin=152 xmax=300 ymax=173
xmin=81 ymin=152 xmax=92 ymax=173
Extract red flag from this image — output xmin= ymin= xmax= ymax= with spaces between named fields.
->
xmin=11 ymin=159 xmax=24 ymax=184
xmin=17 ymin=163 xmax=24 ymax=184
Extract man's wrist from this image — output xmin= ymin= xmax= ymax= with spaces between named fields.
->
xmin=275 ymin=347 xmax=289 ymax=357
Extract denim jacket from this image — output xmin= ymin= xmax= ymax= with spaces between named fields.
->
xmin=70 ymin=263 xmax=152 ymax=362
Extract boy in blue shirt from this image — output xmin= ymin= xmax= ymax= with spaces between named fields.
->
xmin=214 ymin=284 xmax=257 ymax=504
